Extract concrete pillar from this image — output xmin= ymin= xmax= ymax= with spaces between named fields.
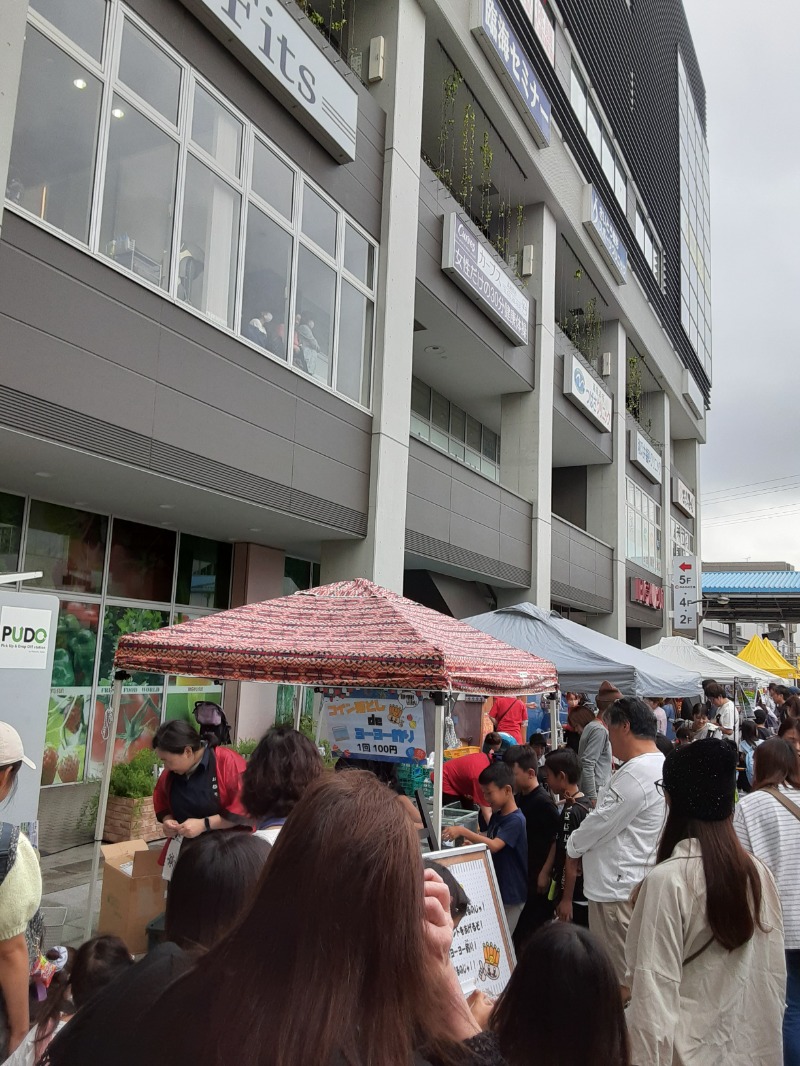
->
xmin=0 ymin=1 xmax=28 ymax=241
xmin=640 ymin=391 xmax=671 ymax=648
xmin=227 ymin=542 xmax=285 ymax=740
xmin=320 ymin=0 xmax=425 ymax=592
xmin=585 ymin=320 xmax=627 ymax=640
xmin=497 ymin=201 xmax=557 ymax=609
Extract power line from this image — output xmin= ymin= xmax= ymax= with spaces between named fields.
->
xmin=704 ymin=482 xmax=800 ymax=507
xmin=702 ymin=473 xmax=800 ymax=500
xmin=703 ymin=504 xmax=800 ymax=528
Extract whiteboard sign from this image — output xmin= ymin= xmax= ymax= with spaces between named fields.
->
xmin=320 ymin=688 xmax=427 ymax=763
xmin=427 ymin=844 xmax=515 ymax=997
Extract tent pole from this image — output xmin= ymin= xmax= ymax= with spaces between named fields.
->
xmin=549 ymin=686 xmax=561 ymax=751
xmin=432 ymin=692 xmax=445 ymax=847
xmin=84 ymin=671 xmax=127 ymax=941
xmin=293 ymin=685 xmax=305 ymax=731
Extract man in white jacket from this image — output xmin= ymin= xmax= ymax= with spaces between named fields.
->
xmin=565 ymin=697 xmax=665 ymax=996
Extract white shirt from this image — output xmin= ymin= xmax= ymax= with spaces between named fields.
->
xmin=5 ymin=1020 xmax=66 ymax=1065
xmin=734 ymin=783 xmax=800 ymax=948
xmin=714 ymin=699 xmax=740 ymax=746
xmin=566 ymin=751 xmax=665 ymax=902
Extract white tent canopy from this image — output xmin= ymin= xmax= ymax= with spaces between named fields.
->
xmin=706 ymin=646 xmax=779 ymax=685
xmin=643 ymin=637 xmax=767 ymax=684
xmin=464 ymin=603 xmax=703 ymax=697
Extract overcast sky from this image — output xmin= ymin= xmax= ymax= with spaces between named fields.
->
xmin=683 ymin=1 xmax=800 ymax=568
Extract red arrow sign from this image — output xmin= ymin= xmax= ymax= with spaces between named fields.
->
xmin=679 ymin=562 xmax=693 ymax=572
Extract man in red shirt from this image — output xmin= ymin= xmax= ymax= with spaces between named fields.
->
xmin=489 ymin=696 xmax=529 ymax=744
xmin=441 ymin=733 xmax=504 ymax=823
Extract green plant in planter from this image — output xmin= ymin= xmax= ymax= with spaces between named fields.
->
xmin=109 ymin=748 xmax=159 ymax=799
xmin=231 ymin=737 xmax=258 ymax=759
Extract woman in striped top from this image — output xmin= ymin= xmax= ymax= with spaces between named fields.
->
xmin=734 ymin=738 xmax=800 ymax=1066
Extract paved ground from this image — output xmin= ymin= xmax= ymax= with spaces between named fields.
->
xmin=40 ymin=844 xmax=101 ymax=948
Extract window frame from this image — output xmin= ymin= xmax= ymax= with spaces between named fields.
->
xmin=625 ymin=477 xmax=662 ymax=576
xmin=409 ymin=379 xmax=500 ymax=483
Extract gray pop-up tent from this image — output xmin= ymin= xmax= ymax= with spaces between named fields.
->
xmin=465 ymin=602 xmax=703 ymax=697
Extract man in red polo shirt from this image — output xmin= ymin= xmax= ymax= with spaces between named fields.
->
xmin=489 ymin=696 xmax=529 ymax=744
xmin=441 ymin=733 xmax=505 ymax=824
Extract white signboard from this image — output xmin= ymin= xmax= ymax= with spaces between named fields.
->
xmin=584 ymin=186 xmax=628 ymax=285
xmin=672 ymin=555 xmax=699 ymax=631
xmin=563 ymin=349 xmax=613 ymax=432
xmin=442 ymin=212 xmax=530 ymax=345
xmin=519 ymin=0 xmax=556 ymax=64
xmin=629 ymin=428 xmax=663 ymax=484
xmin=428 ymin=845 xmax=515 ymax=997
xmin=0 ymin=591 xmax=59 ymax=824
xmin=320 ymin=689 xmax=427 ymax=763
xmin=179 ymin=0 xmax=358 ymax=162
xmin=672 ymin=476 xmax=696 ymax=518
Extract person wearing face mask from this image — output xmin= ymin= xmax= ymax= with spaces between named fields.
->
xmin=0 ymin=723 xmax=42 ymax=1060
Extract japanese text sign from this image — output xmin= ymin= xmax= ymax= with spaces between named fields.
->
xmin=629 ymin=428 xmax=663 ymax=484
xmin=563 ymin=349 xmax=613 ymax=432
xmin=442 ymin=212 xmax=530 ymax=345
xmin=320 ymin=689 xmax=427 ymax=764
xmin=584 ymin=186 xmax=628 ymax=284
xmin=471 ymin=0 xmax=552 ymax=148
xmin=672 ymin=556 xmax=698 ymax=630
xmin=630 ymin=578 xmax=664 ymax=611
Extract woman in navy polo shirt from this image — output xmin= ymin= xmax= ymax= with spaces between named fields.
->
xmin=152 ymin=721 xmax=248 ymax=840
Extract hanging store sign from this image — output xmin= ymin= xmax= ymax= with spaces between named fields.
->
xmin=671 ymin=476 xmax=696 ymax=518
xmin=584 ymin=186 xmax=628 ymax=284
xmin=630 ymin=578 xmax=664 ymax=611
xmin=519 ymin=0 xmax=556 ymax=65
xmin=672 ymin=555 xmax=698 ymax=630
xmin=179 ymin=0 xmax=359 ymax=163
xmin=442 ymin=212 xmax=530 ymax=345
xmin=320 ymin=689 xmax=427 ymax=764
xmin=563 ymin=350 xmax=613 ymax=432
xmin=471 ymin=0 xmax=552 ymax=148
xmin=629 ymin=429 xmax=663 ymax=484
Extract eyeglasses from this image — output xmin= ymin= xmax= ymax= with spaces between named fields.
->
xmin=655 ymin=779 xmax=666 ymax=796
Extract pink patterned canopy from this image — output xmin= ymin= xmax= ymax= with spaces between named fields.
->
xmin=115 ymin=579 xmax=557 ymax=695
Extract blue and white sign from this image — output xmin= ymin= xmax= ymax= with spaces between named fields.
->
xmin=442 ymin=212 xmax=530 ymax=345
xmin=629 ymin=428 xmax=663 ymax=484
xmin=320 ymin=689 xmax=427 ymax=764
xmin=471 ymin=0 xmax=551 ymax=148
xmin=179 ymin=0 xmax=358 ymax=163
xmin=584 ymin=186 xmax=628 ymax=285
xmin=563 ymin=350 xmax=613 ymax=432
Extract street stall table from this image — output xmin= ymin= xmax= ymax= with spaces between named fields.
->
xmin=85 ymin=579 xmax=557 ymax=938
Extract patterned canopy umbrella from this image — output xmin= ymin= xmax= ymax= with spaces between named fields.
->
xmin=115 ymin=578 xmax=557 ymax=695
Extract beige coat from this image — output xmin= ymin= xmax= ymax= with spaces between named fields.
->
xmin=625 ymin=839 xmax=785 ymax=1066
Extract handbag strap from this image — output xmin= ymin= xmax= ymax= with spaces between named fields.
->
xmin=684 ymin=937 xmax=714 ymax=966
xmin=763 ymin=786 xmax=800 ymax=823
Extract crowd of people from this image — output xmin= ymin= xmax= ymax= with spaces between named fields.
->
xmin=0 ymin=674 xmax=798 ymax=1065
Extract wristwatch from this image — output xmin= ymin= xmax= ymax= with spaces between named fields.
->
xmin=203 ymin=817 xmax=211 ymax=833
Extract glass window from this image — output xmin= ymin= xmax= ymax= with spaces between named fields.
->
xmin=431 ymin=391 xmax=449 ymax=432
xmin=466 ymin=416 xmax=482 ymax=453
xmin=587 ymin=102 xmax=601 ymax=158
xmin=240 ymin=205 xmax=293 ymax=359
xmin=301 ymin=185 xmax=337 ymax=257
xmin=97 ymin=604 xmax=169 ymax=686
xmin=175 ymin=535 xmax=231 ymax=609
xmin=337 ymin=281 xmax=373 ymax=406
xmin=179 ymin=154 xmax=241 ymax=327
xmin=450 ymin=406 xmax=466 ymax=442
xmin=448 ymin=439 xmax=465 ymax=461
xmin=118 ymin=18 xmax=181 ymax=125
xmin=344 ymin=223 xmax=375 ymax=288
xmin=30 ymin=0 xmax=106 ymax=61
xmin=635 ymin=208 xmax=645 ymax=247
xmin=25 ymin=501 xmax=108 ymax=594
xmin=411 ymin=378 xmax=431 ymax=419
xmin=107 ymin=518 xmax=176 ymax=602
xmin=570 ymin=66 xmax=587 ymax=128
xmin=482 ymin=428 xmax=499 ymax=462
xmin=295 ymin=246 xmax=335 ymax=385
xmin=6 ymin=28 xmax=102 ymax=243
xmin=191 ymin=84 xmax=242 ymax=178
xmin=45 ymin=598 xmax=101 ymax=785
xmin=601 ymin=131 xmax=615 ymax=187
xmin=614 ymin=162 xmax=626 ymax=209
xmin=283 ymin=556 xmax=312 ymax=595
xmin=0 ymin=492 xmax=24 ymax=574
xmin=251 ymin=138 xmax=294 ymax=221
xmin=100 ymin=97 xmax=178 ymax=289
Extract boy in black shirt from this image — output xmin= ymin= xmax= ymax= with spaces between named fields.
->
xmin=503 ymin=745 xmax=559 ymax=948
xmin=539 ymin=749 xmax=592 ymax=927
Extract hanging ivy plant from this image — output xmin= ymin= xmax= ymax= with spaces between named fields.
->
xmin=460 ymin=102 xmax=476 ymax=212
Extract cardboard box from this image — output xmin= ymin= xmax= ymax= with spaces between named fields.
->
xmin=98 ymin=840 xmax=165 ymax=955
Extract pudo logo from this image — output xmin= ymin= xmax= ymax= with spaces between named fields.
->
xmin=0 ymin=606 xmax=53 ymax=670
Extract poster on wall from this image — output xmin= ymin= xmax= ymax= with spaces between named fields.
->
xmin=165 ymin=679 xmax=223 ymax=726
xmin=89 ymin=686 xmax=163 ymax=779
xmin=320 ymin=689 xmax=427 ymax=764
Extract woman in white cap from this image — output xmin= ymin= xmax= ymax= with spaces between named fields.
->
xmin=0 ymin=722 xmax=42 ymax=1060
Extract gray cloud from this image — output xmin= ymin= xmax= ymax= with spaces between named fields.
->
xmin=684 ymin=0 xmax=800 ymax=566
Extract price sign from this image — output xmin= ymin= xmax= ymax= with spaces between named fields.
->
xmin=672 ymin=556 xmax=698 ymax=630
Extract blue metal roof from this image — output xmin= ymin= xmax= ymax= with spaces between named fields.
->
xmin=702 ymin=571 xmax=800 ymax=594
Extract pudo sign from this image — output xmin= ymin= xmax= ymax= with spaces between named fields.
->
xmin=180 ymin=0 xmax=359 ymax=163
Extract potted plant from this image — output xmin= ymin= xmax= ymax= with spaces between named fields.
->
xmin=102 ymin=749 xmax=161 ymax=843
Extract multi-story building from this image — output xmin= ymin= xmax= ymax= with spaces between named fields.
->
xmin=0 ymin=0 xmax=709 ymax=837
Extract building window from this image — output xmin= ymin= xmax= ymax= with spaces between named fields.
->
xmin=5 ymin=1 xmax=377 ymax=410
xmin=634 ymin=205 xmax=662 ymax=285
xmin=283 ymin=557 xmax=321 ymax=596
xmin=671 ymin=518 xmax=694 ymax=557
xmin=678 ymin=54 xmax=712 ymax=377
xmin=569 ymin=63 xmax=627 ymax=212
xmin=626 ymin=478 xmax=662 ymax=576
xmin=410 ymin=378 xmax=500 ymax=482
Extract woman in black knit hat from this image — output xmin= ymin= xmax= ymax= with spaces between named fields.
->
xmin=625 ymin=739 xmax=786 ymax=1066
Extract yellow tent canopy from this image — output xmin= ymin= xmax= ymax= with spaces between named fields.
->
xmin=738 ymin=635 xmax=797 ymax=680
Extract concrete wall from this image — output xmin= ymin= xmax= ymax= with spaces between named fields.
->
xmin=551 ymin=515 xmax=614 ymax=613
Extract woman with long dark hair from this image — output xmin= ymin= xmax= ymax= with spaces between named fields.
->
xmin=625 ymin=738 xmax=785 ymax=1065
xmin=735 ymin=738 xmax=800 ymax=1066
xmin=241 ymin=725 xmax=322 ymax=844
